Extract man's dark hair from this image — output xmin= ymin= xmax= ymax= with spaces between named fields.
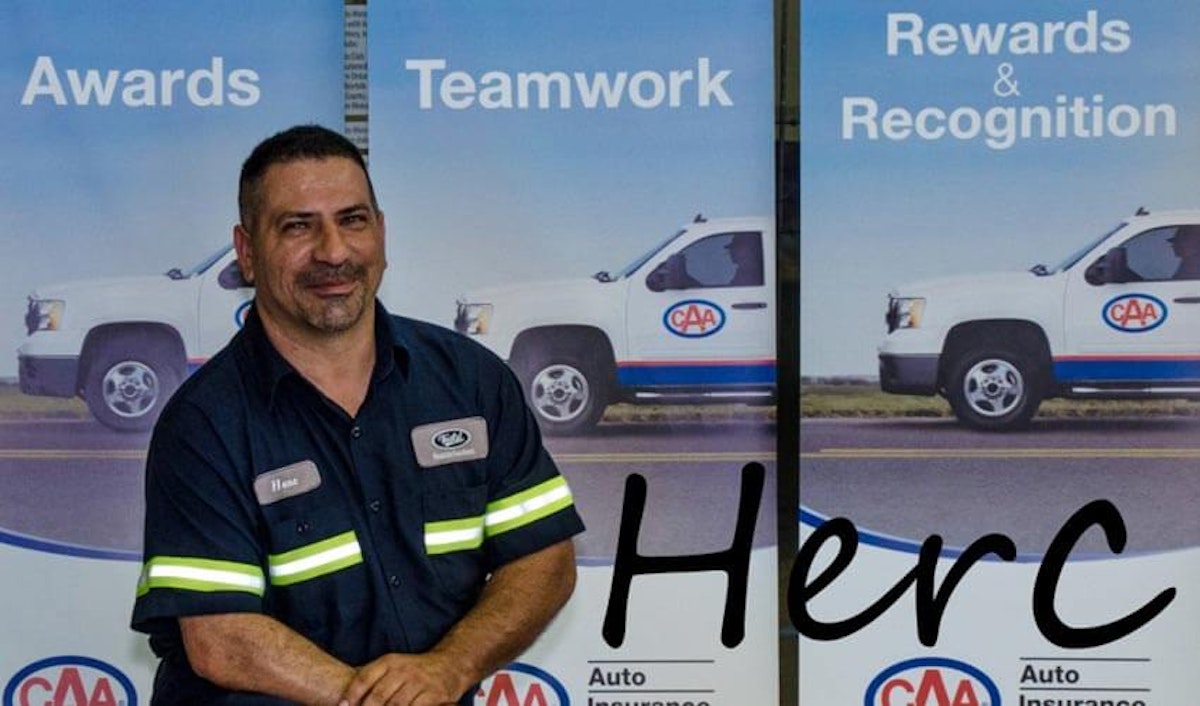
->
xmin=238 ymin=124 xmax=377 ymax=231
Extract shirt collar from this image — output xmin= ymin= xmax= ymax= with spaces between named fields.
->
xmin=240 ymin=300 xmax=409 ymax=409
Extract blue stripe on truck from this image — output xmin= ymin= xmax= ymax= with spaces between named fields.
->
xmin=616 ymin=360 xmax=776 ymax=386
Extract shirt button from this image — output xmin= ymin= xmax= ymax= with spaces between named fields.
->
xmin=388 ymin=574 xmax=401 ymax=587
xmin=369 ymin=499 xmax=382 ymax=513
xmin=351 ymin=426 xmax=363 ymax=439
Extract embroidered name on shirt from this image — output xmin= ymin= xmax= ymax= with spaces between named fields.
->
xmin=412 ymin=417 xmax=489 ymax=468
xmin=254 ymin=460 xmax=322 ymax=505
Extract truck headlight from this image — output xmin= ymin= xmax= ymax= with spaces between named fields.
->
xmin=25 ymin=298 xmax=65 ymax=335
xmin=886 ymin=297 xmax=925 ymax=333
xmin=455 ymin=302 xmax=493 ymax=335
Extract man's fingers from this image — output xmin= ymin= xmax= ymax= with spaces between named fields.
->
xmin=341 ymin=660 xmax=390 ymax=705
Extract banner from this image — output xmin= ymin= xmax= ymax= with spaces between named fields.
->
xmin=800 ymin=2 xmax=1200 ymax=704
xmin=0 ymin=1 xmax=342 ymax=697
xmin=370 ymin=2 xmax=777 ymax=703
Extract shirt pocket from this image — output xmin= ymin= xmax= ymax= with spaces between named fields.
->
xmin=264 ymin=506 xmax=369 ymax=655
xmin=421 ymin=483 xmax=489 ymax=602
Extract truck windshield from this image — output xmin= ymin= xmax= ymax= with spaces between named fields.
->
xmin=1046 ymin=222 xmax=1125 ymax=274
xmin=615 ymin=229 xmax=686 ymax=279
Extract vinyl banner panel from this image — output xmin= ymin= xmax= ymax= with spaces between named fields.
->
xmin=801 ymin=2 xmax=1200 ymax=704
xmin=0 ymin=1 xmax=342 ymax=698
xmin=370 ymin=3 xmax=776 ymax=704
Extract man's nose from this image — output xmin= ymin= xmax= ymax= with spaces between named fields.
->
xmin=313 ymin=218 xmax=350 ymax=263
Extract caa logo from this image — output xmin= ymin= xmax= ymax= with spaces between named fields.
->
xmin=234 ymin=300 xmax=253 ymax=329
xmin=664 ymin=299 xmax=726 ymax=338
xmin=4 ymin=655 xmax=137 ymax=706
xmin=432 ymin=428 xmax=471 ymax=451
xmin=474 ymin=663 xmax=569 ymax=706
xmin=1102 ymin=293 xmax=1167 ymax=333
xmin=864 ymin=657 xmax=1000 ymax=706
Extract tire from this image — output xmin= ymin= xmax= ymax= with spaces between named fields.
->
xmin=83 ymin=338 xmax=182 ymax=433
xmin=516 ymin=350 xmax=608 ymax=436
xmin=946 ymin=346 xmax=1043 ymax=431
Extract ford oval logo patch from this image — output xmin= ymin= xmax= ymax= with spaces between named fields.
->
xmin=4 ymin=655 xmax=138 ymax=706
xmin=663 ymin=299 xmax=726 ymax=338
xmin=474 ymin=662 xmax=569 ymax=705
xmin=1102 ymin=293 xmax=1167 ymax=333
xmin=432 ymin=428 xmax=471 ymax=451
xmin=864 ymin=657 xmax=1000 ymax=706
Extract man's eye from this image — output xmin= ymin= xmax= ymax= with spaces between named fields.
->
xmin=282 ymin=221 xmax=309 ymax=233
xmin=341 ymin=213 xmax=368 ymax=228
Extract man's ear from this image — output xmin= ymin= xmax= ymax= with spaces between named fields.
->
xmin=377 ymin=210 xmax=388 ymax=271
xmin=233 ymin=224 xmax=255 ymax=285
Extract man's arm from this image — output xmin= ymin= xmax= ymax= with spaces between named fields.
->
xmin=341 ymin=539 xmax=577 ymax=706
xmin=180 ymin=612 xmax=356 ymax=705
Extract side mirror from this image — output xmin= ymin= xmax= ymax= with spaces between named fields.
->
xmin=218 ymin=261 xmax=250 ymax=290
xmin=1084 ymin=246 xmax=1132 ymax=286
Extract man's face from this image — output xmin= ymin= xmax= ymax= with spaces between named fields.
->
xmin=234 ymin=157 xmax=386 ymax=339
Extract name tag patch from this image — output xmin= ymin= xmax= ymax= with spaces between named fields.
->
xmin=254 ymin=460 xmax=322 ymax=505
xmin=411 ymin=416 xmax=489 ymax=468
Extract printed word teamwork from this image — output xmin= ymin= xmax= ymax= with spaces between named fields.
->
xmin=404 ymin=58 xmax=733 ymax=110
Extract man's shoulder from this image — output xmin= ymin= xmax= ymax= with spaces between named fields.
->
xmin=155 ymin=335 xmax=249 ymax=431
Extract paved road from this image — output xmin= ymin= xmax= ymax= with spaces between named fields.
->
xmin=802 ymin=417 xmax=1200 ymax=554
xmin=0 ymin=418 xmax=777 ymax=562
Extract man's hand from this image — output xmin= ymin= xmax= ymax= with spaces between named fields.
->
xmin=340 ymin=652 xmax=467 ymax=706
xmin=341 ymin=540 xmax=577 ymax=706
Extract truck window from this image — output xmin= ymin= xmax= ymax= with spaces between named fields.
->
xmin=677 ymin=232 xmax=763 ymax=288
xmin=1123 ymin=225 xmax=1200 ymax=282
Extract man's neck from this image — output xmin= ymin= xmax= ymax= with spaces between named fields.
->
xmin=258 ymin=310 xmax=377 ymax=418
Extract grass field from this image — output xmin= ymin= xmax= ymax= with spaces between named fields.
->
xmin=800 ymin=382 xmax=1200 ymax=418
xmin=4 ymin=380 xmax=1198 ymax=423
xmin=0 ymin=382 xmax=775 ymax=424
xmin=0 ymin=383 xmax=89 ymax=419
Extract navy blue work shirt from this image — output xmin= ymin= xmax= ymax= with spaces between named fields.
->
xmin=131 ymin=302 xmax=584 ymax=704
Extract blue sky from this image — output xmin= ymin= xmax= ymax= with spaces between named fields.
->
xmin=801 ymin=1 xmax=1200 ymax=375
xmin=0 ymin=1 xmax=342 ymax=377
xmin=369 ymin=0 xmax=774 ymax=325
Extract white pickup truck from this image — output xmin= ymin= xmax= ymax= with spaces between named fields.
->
xmin=454 ymin=215 xmax=777 ymax=434
xmin=879 ymin=208 xmax=1200 ymax=430
xmin=18 ymin=246 xmax=251 ymax=431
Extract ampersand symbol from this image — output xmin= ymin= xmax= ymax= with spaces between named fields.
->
xmin=994 ymin=62 xmax=1020 ymax=98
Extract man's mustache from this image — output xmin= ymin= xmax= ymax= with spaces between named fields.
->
xmin=297 ymin=262 xmax=366 ymax=287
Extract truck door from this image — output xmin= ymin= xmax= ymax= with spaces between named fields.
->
xmin=1062 ymin=224 xmax=1200 ymax=385
xmin=624 ymin=228 xmax=775 ymax=390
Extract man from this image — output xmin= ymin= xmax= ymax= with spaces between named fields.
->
xmin=725 ymin=233 xmax=763 ymax=287
xmin=1170 ymin=227 xmax=1200 ymax=280
xmin=131 ymin=125 xmax=585 ymax=705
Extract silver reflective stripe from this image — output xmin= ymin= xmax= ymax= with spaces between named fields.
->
xmin=137 ymin=556 xmax=265 ymax=597
xmin=268 ymin=530 xmax=363 ymax=586
xmin=424 ymin=517 xmax=485 ymax=555
xmin=484 ymin=476 xmax=574 ymax=537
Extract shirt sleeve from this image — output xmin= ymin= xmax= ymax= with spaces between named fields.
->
xmin=131 ymin=399 xmax=266 ymax=636
xmin=479 ymin=356 xmax=585 ymax=569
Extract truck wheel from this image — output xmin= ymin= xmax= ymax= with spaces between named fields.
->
xmin=84 ymin=339 xmax=181 ymax=433
xmin=518 ymin=352 xmax=607 ymax=436
xmin=946 ymin=347 xmax=1042 ymax=431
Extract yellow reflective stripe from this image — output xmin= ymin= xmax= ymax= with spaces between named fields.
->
xmin=268 ymin=531 xmax=362 ymax=586
xmin=421 ymin=477 xmax=575 ymax=555
xmin=424 ymin=516 xmax=485 ymax=555
xmin=485 ymin=476 xmax=573 ymax=537
xmin=137 ymin=556 xmax=265 ymax=597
